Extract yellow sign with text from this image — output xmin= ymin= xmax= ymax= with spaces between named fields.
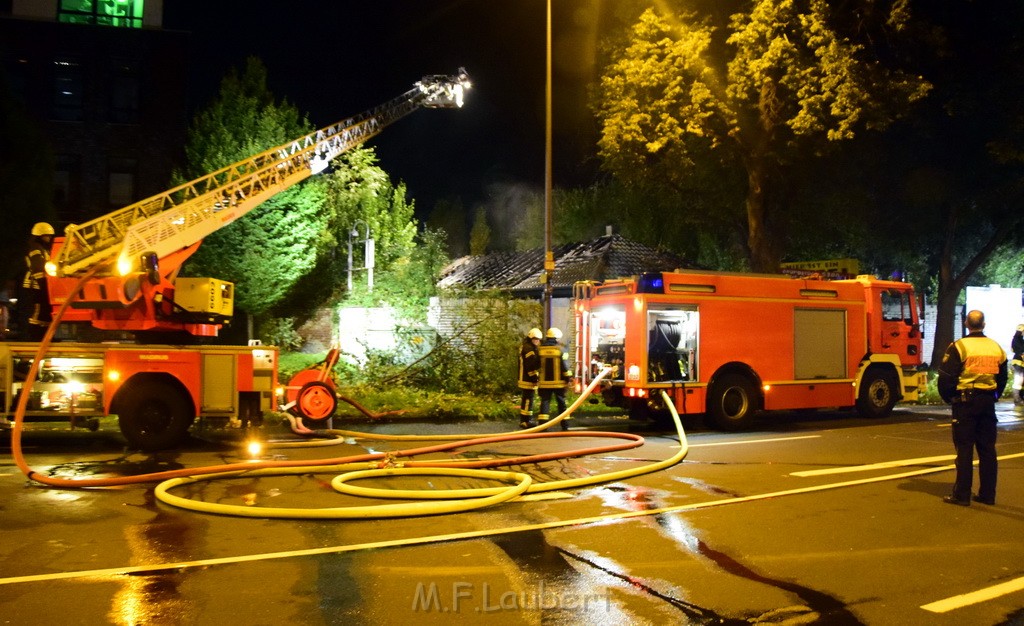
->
xmin=780 ymin=258 xmax=860 ymax=278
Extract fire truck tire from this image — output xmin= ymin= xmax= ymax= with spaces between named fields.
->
xmin=117 ymin=382 xmax=194 ymax=451
xmin=295 ymin=381 xmax=338 ymax=421
xmin=856 ymin=369 xmax=899 ymax=418
xmin=707 ymin=373 xmax=758 ymax=431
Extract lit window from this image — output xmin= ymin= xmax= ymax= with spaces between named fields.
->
xmin=58 ymin=0 xmax=145 ymax=29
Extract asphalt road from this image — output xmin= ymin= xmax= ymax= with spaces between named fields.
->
xmin=1 ymin=402 xmax=1023 ymax=625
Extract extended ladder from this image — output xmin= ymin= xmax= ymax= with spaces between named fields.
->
xmin=54 ymin=69 xmax=470 ymax=277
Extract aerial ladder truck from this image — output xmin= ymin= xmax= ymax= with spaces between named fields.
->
xmin=0 ymin=69 xmax=470 ymax=450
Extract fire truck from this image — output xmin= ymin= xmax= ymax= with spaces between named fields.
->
xmin=573 ymin=270 xmax=928 ymax=430
xmin=0 ymin=69 xmax=470 ymax=450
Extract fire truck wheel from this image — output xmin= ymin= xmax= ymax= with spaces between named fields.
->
xmin=117 ymin=382 xmax=194 ymax=451
xmin=295 ymin=381 xmax=338 ymax=421
xmin=707 ymin=373 xmax=758 ymax=431
xmin=856 ymin=369 xmax=898 ymax=418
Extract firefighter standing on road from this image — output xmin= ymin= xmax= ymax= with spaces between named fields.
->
xmin=537 ymin=327 xmax=572 ymax=431
xmin=1010 ymin=324 xmax=1024 ymax=406
xmin=937 ymin=309 xmax=1007 ymax=506
xmin=518 ymin=328 xmax=542 ymax=428
xmin=21 ymin=222 xmax=55 ymax=341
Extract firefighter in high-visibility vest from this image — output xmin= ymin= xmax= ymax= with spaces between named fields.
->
xmin=537 ymin=327 xmax=572 ymax=431
xmin=518 ymin=327 xmax=542 ymax=428
xmin=937 ymin=309 xmax=1007 ymax=506
xmin=20 ymin=222 xmax=54 ymax=341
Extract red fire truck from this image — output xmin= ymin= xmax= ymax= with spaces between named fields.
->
xmin=1 ymin=70 xmax=470 ymax=450
xmin=573 ymin=270 xmax=928 ymax=430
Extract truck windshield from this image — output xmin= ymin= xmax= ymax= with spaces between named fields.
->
xmin=881 ymin=288 xmax=914 ymax=324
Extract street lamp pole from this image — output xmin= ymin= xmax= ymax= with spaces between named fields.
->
xmin=543 ymin=0 xmax=554 ymax=329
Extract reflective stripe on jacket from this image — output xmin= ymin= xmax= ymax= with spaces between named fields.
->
xmin=538 ymin=341 xmax=570 ymax=389
xmin=518 ymin=340 xmax=540 ymax=389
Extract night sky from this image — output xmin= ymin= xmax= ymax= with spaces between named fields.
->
xmin=161 ymin=0 xmax=608 ymax=216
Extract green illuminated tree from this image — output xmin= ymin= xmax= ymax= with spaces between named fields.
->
xmin=176 ymin=57 xmax=327 ymax=318
xmin=593 ymin=0 xmax=930 ymax=271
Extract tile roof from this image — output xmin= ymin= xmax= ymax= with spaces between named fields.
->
xmin=437 ymin=234 xmax=692 ymax=295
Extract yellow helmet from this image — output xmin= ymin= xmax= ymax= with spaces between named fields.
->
xmin=31 ymin=222 xmax=55 ymax=237
xmin=545 ymin=327 xmax=562 ymax=339
xmin=527 ymin=328 xmax=543 ymax=339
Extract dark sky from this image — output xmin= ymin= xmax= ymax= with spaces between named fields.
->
xmin=162 ymin=0 xmax=608 ymax=216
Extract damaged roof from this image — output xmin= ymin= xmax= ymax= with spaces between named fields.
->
xmin=437 ymin=234 xmax=693 ymax=296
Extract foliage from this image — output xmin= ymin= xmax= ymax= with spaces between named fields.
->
xmin=360 ymin=293 xmax=541 ymax=397
xmin=593 ymin=0 xmax=930 ymax=271
xmin=334 ymin=385 xmax=519 ymax=421
xmin=176 ymin=57 xmax=327 ymax=317
xmin=255 ymin=316 xmax=304 ymax=352
xmin=976 ymin=244 xmax=1024 ymax=290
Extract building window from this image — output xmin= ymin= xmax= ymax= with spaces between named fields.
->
xmin=109 ymin=58 xmax=140 ymax=123
xmin=52 ymin=56 xmax=84 ymax=121
xmin=58 ymin=0 xmax=145 ymax=29
xmin=108 ymin=158 xmax=137 ymax=207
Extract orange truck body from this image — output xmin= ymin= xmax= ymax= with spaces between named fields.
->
xmin=573 ymin=270 xmax=927 ymax=430
xmin=0 ymin=341 xmax=277 ymax=450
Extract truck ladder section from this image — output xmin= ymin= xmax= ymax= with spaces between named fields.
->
xmin=54 ymin=69 xmax=470 ymax=277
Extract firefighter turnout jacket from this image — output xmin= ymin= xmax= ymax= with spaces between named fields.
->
xmin=538 ymin=339 xmax=571 ymax=389
xmin=518 ymin=337 xmax=540 ymax=390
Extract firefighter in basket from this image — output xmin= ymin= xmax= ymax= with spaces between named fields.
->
xmin=21 ymin=222 xmax=55 ymax=341
xmin=537 ymin=327 xmax=572 ymax=431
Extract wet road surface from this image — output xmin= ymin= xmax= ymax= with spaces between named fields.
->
xmin=2 ymin=403 xmax=1023 ymax=625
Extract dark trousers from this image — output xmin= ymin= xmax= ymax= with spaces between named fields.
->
xmin=519 ymin=388 xmax=535 ymax=417
xmin=539 ymin=387 xmax=567 ymax=418
xmin=950 ymin=395 xmax=998 ymax=501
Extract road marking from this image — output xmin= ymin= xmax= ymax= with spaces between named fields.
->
xmin=793 ymin=448 xmax=1024 ymax=477
xmin=790 ymin=454 xmax=955 ymax=477
xmin=922 ymin=575 xmax=1024 ymax=613
xmin=691 ymin=435 xmax=820 ymax=448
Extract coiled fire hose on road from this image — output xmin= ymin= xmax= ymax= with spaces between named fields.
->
xmin=152 ymin=389 xmax=688 ymax=519
xmin=9 ymin=271 xmax=688 ymax=517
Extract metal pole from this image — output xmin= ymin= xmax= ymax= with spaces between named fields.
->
xmin=543 ymin=0 xmax=554 ymax=329
xmin=347 ymin=232 xmax=353 ymax=292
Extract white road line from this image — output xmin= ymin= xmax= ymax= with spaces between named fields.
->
xmin=921 ymin=575 xmax=1024 ymax=613
xmin=790 ymin=455 xmax=955 ymax=477
xmin=691 ymin=435 xmax=820 ymax=448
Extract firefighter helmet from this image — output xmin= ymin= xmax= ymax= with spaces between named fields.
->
xmin=527 ymin=328 xmax=543 ymax=339
xmin=545 ymin=327 xmax=562 ymax=340
xmin=31 ymin=222 xmax=55 ymax=237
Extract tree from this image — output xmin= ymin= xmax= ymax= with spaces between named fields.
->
xmin=593 ymin=0 xmax=930 ymax=271
xmin=847 ymin=1 xmax=1024 ymax=367
xmin=176 ymin=57 xmax=327 ymax=320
